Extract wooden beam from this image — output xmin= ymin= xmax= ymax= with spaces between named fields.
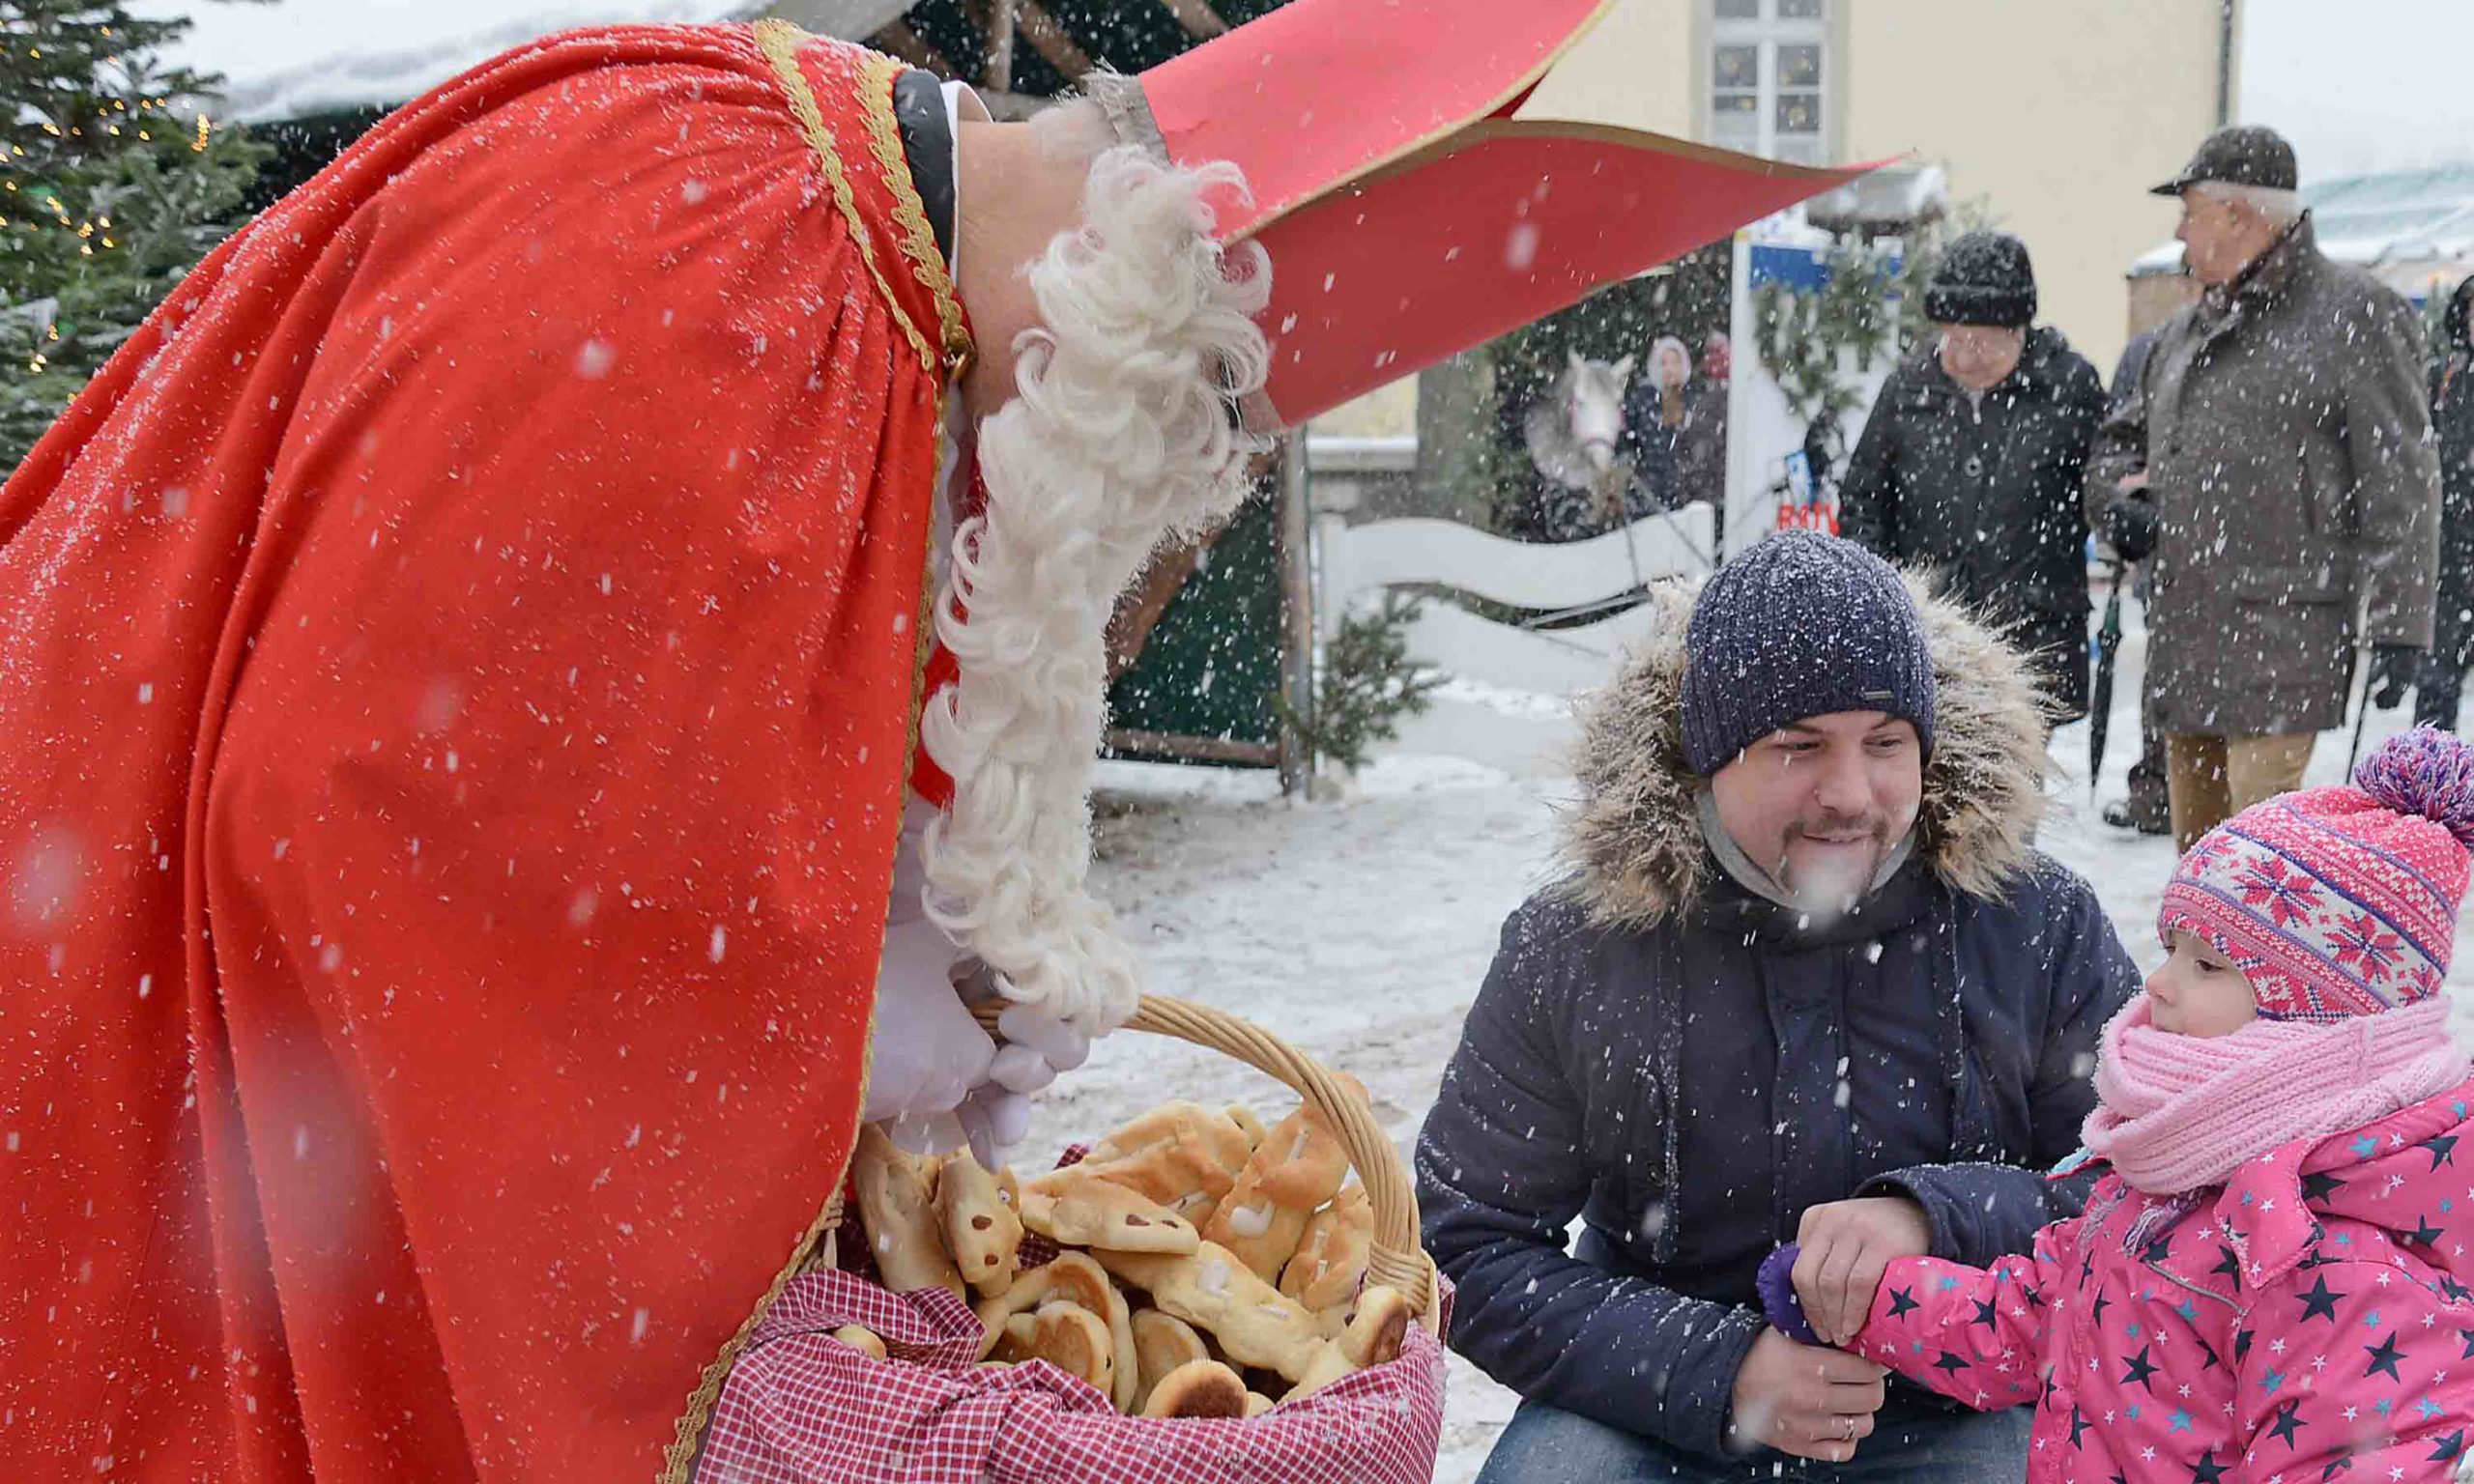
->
xmin=1014 ymin=1 xmax=1095 ymax=81
xmin=986 ymin=0 xmax=1021 ymax=93
xmin=1106 ymin=729 xmax=1280 ymax=766
xmin=869 ymin=20 xmax=954 ymax=77
xmin=1156 ymin=0 xmax=1230 ymax=40
xmin=1106 ymin=530 xmax=1215 ymax=684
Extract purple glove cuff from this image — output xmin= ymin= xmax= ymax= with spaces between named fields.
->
xmin=1755 ymin=1243 xmax=1821 ymax=1346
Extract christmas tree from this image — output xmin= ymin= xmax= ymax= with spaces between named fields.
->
xmin=2 ymin=0 xmax=268 ymax=471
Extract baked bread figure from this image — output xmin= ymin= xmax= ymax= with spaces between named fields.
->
xmin=845 ymin=1093 xmax=1418 ymax=1417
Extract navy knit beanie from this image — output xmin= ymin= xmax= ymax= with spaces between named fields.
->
xmin=1922 ymin=231 xmax=2036 ymax=328
xmin=1680 ymin=531 xmax=1936 ymax=775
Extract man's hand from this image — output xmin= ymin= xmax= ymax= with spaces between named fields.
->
xmin=2368 ymin=642 xmax=2423 ymax=710
xmin=1726 ymin=1327 xmax=1889 ymax=1463
xmin=1791 ymin=1197 xmax=1933 ymax=1348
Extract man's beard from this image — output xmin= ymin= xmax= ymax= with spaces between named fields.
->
xmin=1771 ymin=807 xmax=1913 ymax=923
xmin=1774 ymin=813 xmax=1891 ymax=918
xmin=915 ymin=144 xmax=1272 ymax=1038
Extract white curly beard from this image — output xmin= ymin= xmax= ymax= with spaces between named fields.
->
xmin=915 ymin=143 xmax=1272 ymax=1039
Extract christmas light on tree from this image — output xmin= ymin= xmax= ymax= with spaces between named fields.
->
xmin=2 ymin=1 xmax=268 ymax=469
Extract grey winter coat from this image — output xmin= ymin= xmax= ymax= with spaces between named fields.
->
xmin=2086 ymin=216 xmax=2440 ymax=735
xmin=1839 ymin=327 xmax=2106 ymax=721
xmin=1415 ymin=579 xmax=2141 ymax=1462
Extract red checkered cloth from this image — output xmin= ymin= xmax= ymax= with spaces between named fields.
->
xmin=691 ymin=1257 xmax=1451 ymax=1483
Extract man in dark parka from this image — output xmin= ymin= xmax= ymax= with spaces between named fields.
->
xmin=1422 ymin=532 xmax=2140 ymax=1482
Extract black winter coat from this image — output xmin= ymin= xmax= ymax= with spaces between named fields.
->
xmin=1838 ymin=327 xmax=2105 ymax=721
xmin=1415 ymin=579 xmax=2141 ymax=1464
xmin=2428 ymin=351 xmax=2474 ymax=678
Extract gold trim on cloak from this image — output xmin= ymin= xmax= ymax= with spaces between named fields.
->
xmin=752 ymin=18 xmax=938 ymax=377
xmin=850 ymin=47 xmax=977 ymax=378
xmin=660 ymin=28 xmax=961 ymax=1483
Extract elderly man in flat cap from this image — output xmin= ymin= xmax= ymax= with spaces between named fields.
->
xmin=2088 ymin=124 xmax=2441 ymax=851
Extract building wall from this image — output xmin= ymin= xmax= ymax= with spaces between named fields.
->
xmin=1839 ymin=1 xmax=2230 ymax=373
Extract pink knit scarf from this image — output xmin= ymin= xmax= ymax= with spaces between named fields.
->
xmin=2082 ymin=993 xmax=2468 ymax=1196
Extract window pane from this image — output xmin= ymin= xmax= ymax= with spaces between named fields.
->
xmin=1775 ymin=91 xmax=1821 ymax=134
xmin=1712 ymin=44 xmax=1759 ymax=89
xmin=1778 ymin=43 xmax=1821 ymax=88
xmin=1778 ymin=0 xmax=1823 ymax=17
xmin=1711 ymin=92 xmax=1759 ymax=115
xmin=1714 ymin=0 xmax=1760 ymax=17
xmin=1774 ymin=136 xmax=1821 ymax=164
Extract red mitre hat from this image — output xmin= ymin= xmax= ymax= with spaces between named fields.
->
xmin=1095 ymin=0 xmax=1875 ymax=428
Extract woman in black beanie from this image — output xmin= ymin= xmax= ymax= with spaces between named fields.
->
xmin=1837 ymin=231 xmax=2107 ymax=725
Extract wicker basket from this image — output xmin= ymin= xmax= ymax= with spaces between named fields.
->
xmin=825 ymin=993 xmax=1443 ymax=1334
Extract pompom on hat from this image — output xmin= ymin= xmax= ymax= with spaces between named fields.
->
xmin=2158 ymin=728 xmax=2474 ymax=1022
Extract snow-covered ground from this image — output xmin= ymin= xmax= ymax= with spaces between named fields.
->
xmin=1050 ymin=611 xmax=2474 ymax=1482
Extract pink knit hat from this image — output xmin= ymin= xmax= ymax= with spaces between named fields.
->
xmin=2159 ymin=728 xmax=2474 ymax=1022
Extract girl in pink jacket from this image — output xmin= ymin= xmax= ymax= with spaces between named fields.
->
xmin=1763 ymin=729 xmax=2474 ymax=1483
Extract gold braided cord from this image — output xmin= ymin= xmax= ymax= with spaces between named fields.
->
xmin=752 ymin=18 xmax=938 ymax=376
xmin=850 ymin=48 xmax=975 ymax=374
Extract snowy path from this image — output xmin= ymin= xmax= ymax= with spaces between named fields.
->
xmin=1053 ymin=614 xmax=2474 ymax=1481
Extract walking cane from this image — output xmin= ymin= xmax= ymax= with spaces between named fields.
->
xmin=2345 ymin=639 xmax=2376 ymax=778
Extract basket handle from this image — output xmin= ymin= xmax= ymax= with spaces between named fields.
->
xmin=972 ymin=993 xmax=1441 ymax=1333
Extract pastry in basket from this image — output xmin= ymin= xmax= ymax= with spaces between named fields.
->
xmin=973 ymin=1252 xmax=1111 ymax=1355
xmin=1092 ymin=1241 xmax=1330 ymax=1383
xmin=1223 ymin=1104 xmax=1268 ymax=1150
xmin=1198 ymin=1093 xmax=1352 ymax=1281
xmin=829 ymin=1324 xmax=887 ymax=1362
xmin=1280 ymin=1283 xmax=1414 ymax=1403
xmin=969 ymin=1249 xmax=1141 ymax=1407
xmin=1131 ymin=1309 xmax=1211 ymax=1413
xmin=1280 ymin=1179 xmax=1373 ymax=1314
xmin=1038 ymin=1100 xmax=1254 ymax=1223
xmin=935 ymin=1149 xmax=1023 ymax=1298
xmin=849 ymin=1124 xmax=965 ymax=1299
xmin=1016 ymin=1165 xmax=1201 ymax=1254
xmin=990 ymin=1302 xmax=1114 ymax=1395
xmin=1139 ymin=1358 xmax=1249 ymax=1419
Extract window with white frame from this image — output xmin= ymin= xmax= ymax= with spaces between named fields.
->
xmin=1709 ymin=0 xmax=1828 ymax=166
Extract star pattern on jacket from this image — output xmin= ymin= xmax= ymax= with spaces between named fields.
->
xmin=1839 ymin=1081 xmax=2474 ymax=1484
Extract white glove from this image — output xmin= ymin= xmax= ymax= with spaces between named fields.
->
xmin=860 ymin=917 xmax=995 ymax=1128
xmin=863 ymin=798 xmax=1096 ymax=1167
xmin=949 ymin=958 xmax=1092 ymax=1095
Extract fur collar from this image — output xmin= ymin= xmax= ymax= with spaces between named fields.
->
xmin=1559 ymin=571 xmax=2051 ymax=930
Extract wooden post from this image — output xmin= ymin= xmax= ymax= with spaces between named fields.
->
xmin=1277 ymin=436 xmax=1317 ymax=799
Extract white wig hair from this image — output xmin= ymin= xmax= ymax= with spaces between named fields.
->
xmin=916 ymin=143 xmax=1273 ymax=1037
xmin=2193 ymin=179 xmax=2305 ymax=228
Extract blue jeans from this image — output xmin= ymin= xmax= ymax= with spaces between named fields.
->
xmin=1474 ymin=1399 xmax=2031 ymax=1484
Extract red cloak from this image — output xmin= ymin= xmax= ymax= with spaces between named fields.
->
xmin=0 ymin=23 xmax=963 ymax=1482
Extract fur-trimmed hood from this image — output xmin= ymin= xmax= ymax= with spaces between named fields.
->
xmin=1562 ymin=570 xmax=2050 ymax=929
